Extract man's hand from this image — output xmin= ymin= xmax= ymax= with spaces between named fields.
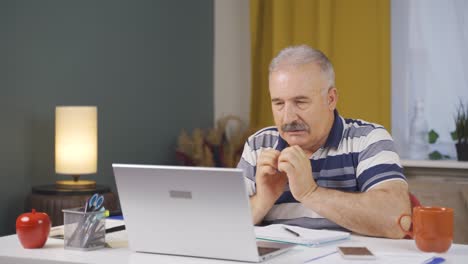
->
xmin=255 ymin=149 xmax=288 ymax=203
xmin=278 ymin=145 xmax=317 ymax=201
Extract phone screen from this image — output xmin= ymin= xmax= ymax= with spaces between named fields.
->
xmin=338 ymin=247 xmax=376 ymax=259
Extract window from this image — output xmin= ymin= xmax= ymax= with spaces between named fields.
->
xmin=391 ymin=0 xmax=468 ymax=159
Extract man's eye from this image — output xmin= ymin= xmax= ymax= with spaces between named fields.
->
xmin=273 ymin=102 xmax=284 ymax=106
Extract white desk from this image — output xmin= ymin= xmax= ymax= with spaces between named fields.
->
xmin=1 ymin=220 xmax=467 ymax=264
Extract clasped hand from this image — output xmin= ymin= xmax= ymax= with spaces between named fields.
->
xmin=256 ymin=146 xmax=317 ymax=203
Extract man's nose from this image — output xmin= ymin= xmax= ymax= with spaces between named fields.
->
xmin=283 ymin=104 xmax=297 ymax=123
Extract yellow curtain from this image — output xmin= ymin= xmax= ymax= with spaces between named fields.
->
xmin=250 ymin=0 xmax=391 ymax=130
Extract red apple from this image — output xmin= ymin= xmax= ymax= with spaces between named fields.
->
xmin=16 ymin=209 xmax=51 ymax=249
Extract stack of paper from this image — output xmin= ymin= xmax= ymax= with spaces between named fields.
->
xmin=255 ymin=224 xmax=350 ymax=247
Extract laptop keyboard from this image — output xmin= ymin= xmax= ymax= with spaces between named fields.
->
xmin=258 ymin=246 xmax=280 ymax=256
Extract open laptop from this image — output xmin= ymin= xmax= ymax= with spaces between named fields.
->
xmin=112 ymin=164 xmax=293 ymax=262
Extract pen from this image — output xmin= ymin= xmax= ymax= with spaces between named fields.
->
xmin=424 ymin=257 xmax=446 ymax=264
xmin=105 ymin=225 xmax=126 ymax=234
xmin=283 ymin=226 xmax=301 ymax=237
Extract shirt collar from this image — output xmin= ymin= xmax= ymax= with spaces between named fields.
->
xmin=275 ymin=109 xmax=343 ymax=151
xmin=323 ymin=109 xmax=343 ymax=148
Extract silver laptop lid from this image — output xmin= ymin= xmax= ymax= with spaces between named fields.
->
xmin=112 ymin=164 xmax=261 ymax=262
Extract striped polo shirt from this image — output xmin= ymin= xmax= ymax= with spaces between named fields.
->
xmin=237 ymin=110 xmax=407 ymax=230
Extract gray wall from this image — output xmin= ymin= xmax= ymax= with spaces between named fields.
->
xmin=0 ymin=0 xmax=213 ymax=236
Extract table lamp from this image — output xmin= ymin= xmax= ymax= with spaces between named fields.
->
xmin=55 ymin=106 xmax=97 ymax=189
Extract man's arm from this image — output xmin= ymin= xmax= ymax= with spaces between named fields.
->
xmin=278 ymin=145 xmax=411 ymax=239
xmin=300 ymin=180 xmax=411 ymax=238
xmin=249 ymin=149 xmax=288 ymax=225
xmin=250 ymin=193 xmax=275 ymax=225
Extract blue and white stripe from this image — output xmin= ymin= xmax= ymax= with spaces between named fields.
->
xmin=237 ymin=110 xmax=406 ymax=229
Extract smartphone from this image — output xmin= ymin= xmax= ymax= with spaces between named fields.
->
xmin=337 ymin=246 xmax=376 ymax=260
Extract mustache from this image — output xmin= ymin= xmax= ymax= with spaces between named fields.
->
xmin=281 ymin=121 xmax=309 ymax=132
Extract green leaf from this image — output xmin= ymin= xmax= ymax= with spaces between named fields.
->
xmin=453 ymin=99 xmax=468 ymax=143
xmin=428 ymin=129 xmax=439 ymax=144
xmin=428 ymin=151 xmax=443 ymax=160
xmin=443 ymin=155 xmax=451 ymax=159
xmin=451 ymin=131 xmax=458 ymax=141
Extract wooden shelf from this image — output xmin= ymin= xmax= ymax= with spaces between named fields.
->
xmin=401 ymin=159 xmax=468 ymax=170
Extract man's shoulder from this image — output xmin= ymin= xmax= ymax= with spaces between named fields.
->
xmin=245 ymin=126 xmax=280 ymax=149
xmin=341 ymin=117 xmax=389 ymax=140
xmin=343 ymin=117 xmax=384 ymax=129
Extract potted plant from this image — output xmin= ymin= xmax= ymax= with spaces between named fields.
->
xmin=452 ymin=101 xmax=468 ymax=161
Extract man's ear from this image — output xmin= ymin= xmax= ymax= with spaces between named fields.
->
xmin=327 ymin=87 xmax=338 ymax=110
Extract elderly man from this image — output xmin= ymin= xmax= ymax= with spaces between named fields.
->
xmin=237 ymin=45 xmax=410 ymax=238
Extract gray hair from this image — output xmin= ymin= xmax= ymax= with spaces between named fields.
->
xmin=269 ymin=45 xmax=335 ymax=90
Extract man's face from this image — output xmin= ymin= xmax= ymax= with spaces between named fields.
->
xmin=269 ymin=63 xmax=337 ymax=154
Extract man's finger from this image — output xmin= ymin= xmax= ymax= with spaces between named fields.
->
xmin=278 ymin=160 xmax=294 ymax=175
xmin=257 ymin=157 xmax=278 ymax=169
xmin=292 ymin=145 xmax=308 ymax=159
xmin=261 ymin=166 xmax=277 ymax=175
xmin=278 ymin=149 xmax=299 ymax=167
xmin=261 ymin=149 xmax=280 ymax=157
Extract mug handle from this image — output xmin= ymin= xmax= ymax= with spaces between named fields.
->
xmin=397 ymin=214 xmax=413 ymax=238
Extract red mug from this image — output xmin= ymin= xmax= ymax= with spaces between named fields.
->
xmin=398 ymin=206 xmax=453 ymax=253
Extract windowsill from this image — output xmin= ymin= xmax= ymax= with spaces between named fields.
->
xmin=401 ymin=159 xmax=468 ymax=170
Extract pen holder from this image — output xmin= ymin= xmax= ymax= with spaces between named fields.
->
xmin=62 ymin=207 xmax=107 ymax=251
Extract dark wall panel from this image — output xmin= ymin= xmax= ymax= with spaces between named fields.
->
xmin=0 ymin=0 xmax=213 ymax=235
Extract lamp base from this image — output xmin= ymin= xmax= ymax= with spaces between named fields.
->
xmin=55 ymin=180 xmax=96 ymax=190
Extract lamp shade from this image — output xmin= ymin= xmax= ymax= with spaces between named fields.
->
xmin=55 ymin=106 xmax=97 ymax=174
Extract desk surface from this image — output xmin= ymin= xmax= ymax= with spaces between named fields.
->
xmin=1 ymin=220 xmax=467 ymax=264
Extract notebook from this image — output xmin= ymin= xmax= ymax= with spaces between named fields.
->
xmin=112 ymin=164 xmax=294 ymax=262
xmin=255 ymin=224 xmax=350 ymax=247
